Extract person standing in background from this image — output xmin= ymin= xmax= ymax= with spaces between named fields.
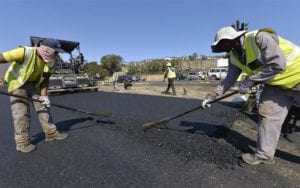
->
xmin=162 ymin=62 xmax=176 ymax=95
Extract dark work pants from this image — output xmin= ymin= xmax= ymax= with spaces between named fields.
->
xmin=166 ymin=78 xmax=176 ymax=94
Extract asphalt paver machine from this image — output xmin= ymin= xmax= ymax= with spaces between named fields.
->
xmin=30 ymin=36 xmax=97 ymax=93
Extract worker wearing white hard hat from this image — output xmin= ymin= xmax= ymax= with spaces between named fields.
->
xmin=202 ymin=25 xmax=300 ymax=165
xmin=162 ymin=62 xmax=176 ymax=95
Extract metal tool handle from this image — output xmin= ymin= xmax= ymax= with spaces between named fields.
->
xmin=0 ymin=90 xmax=111 ymax=117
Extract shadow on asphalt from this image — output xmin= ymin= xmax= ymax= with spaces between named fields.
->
xmin=30 ymin=117 xmax=115 ymax=145
xmin=178 ymin=121 xmax=228 ymax=138
xmin=177 ymin=120 xmax=300 ymax=164
xmin=217 ymin=102 xmax=300 ymax=164
xmin=275 ymin=150 xmax=300 ymax=164
xmin=223 ymin=128 xmax=300 ymax=164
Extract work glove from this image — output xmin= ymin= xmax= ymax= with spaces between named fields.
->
xmin=239 ymin=77 xmax=255 ymax=94
xmin=39 ymin=95 xmax=50 ymax=107
xmin=202 ymin=93 xmax=217 ymax=108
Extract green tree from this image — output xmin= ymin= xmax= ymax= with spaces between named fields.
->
xmin=100 ymin=54 xmax=123 ymax=76
xmin=188 ymin=52 xmax=198 ymax=61
xmin=83 ymin=62 xmax=108 ymax=80
xmin=127 ymin=62 xmax=141 ymax=74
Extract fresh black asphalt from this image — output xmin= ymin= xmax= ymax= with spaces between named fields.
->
xmin=0 ymin=87 xmax=298 ymax=187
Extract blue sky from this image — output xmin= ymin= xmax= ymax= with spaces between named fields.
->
xmin=1 ymin=0 xmax=299 ymax=63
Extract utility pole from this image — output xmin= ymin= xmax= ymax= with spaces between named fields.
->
xmin=200 ymin=55 xmax=203 ymax=72
xmin=231 ymin=20 xmax=248 ymax=31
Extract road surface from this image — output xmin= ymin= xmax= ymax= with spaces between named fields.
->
xmin=0 ymin=87 xmax=299 ymax=187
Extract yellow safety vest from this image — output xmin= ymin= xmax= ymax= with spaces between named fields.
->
xmin=4 ymin=47 xmax=52 ymax=92
xmin=167 ymin=67 xmax=176 ymax=78
xmin=229 ymin=29 xmax=300 ymax=89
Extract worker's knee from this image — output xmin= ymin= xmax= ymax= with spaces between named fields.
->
xmin=259 ymin=100 xmax=288 ymax=121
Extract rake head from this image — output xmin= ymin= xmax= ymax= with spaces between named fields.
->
xmin=94 ymin=111 xmax=112 ymax=117
xmin=142 ymin=117 xmax=170 ymax=131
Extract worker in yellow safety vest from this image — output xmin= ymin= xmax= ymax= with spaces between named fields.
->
xmin=162 ymin=62 xmax=176 ymax=95
xmin=202 ymin=26 xmax=300 ymax=165
xmin=0 ymin=38 xmax=68 ymax=153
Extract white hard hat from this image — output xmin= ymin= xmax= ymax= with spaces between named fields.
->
xmin=166 ymin=62 xmax=172 ymax=67
xmin=211 ymin=27 xmax=246 ymax=49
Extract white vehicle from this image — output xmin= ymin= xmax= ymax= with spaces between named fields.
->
xmin=187 ymin=72 xmax=199 ymax=80
xmin=198 ymin=71 xmax=207 ymax=80
xmin=207 ymin=67 xmax=228 ymax=80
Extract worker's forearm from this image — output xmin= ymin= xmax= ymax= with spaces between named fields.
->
xmin=40 ymin=76 xmax=50 ymax=96
xmin=40 ymin=87 xmax=48 ymax=96
xmin=209 ymin=91 xmax=218 ymax=97
xmin=40 ymin=80 xmax=48 ymax=96
xmin=220 ymin=63 xmax=241 ymax=92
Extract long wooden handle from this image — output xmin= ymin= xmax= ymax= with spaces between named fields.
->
xmin=143 ymin=90 xmax=238 ymax=131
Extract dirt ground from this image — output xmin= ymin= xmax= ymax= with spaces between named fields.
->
xmin=98 ymin=80 xmax=237 ymax=101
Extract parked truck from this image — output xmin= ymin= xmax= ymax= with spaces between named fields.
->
xmin=30 ymin=36 xmax=98 ymax=93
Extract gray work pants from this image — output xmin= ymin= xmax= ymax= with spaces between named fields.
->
xmin=256 ymin=85 xmax=300 ymax=159
xmin=10 ymin=82 xmax=57 ymax=145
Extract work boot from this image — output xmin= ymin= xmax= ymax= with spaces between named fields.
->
xmin=16 ymin=143 xmax=36 ymax=153
xmin=45 ymin=131 xmax=68 ymax=142
xmin=161 ymin=91 xmax=171 ymax=95
xmin=242 ymin=153 xmax=275 ymax=165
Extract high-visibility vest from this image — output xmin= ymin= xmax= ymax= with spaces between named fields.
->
xmin=229 ymin=28 xmax=300 ymax=89
xmin=4 ymin=47 xmax=51 ymax=92
xmin=167 ymin=67 xmax=176 ymax=78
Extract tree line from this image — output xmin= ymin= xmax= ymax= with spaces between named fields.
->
xmin=83 ymin=53 xmax=211 ymax=80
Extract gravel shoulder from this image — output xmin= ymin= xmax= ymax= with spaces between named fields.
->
xmin=98 ymin=80 xmax=235 ymax=101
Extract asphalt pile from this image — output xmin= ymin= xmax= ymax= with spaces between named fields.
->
xmin=95 ymin=93 xmax=257 ymax=169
